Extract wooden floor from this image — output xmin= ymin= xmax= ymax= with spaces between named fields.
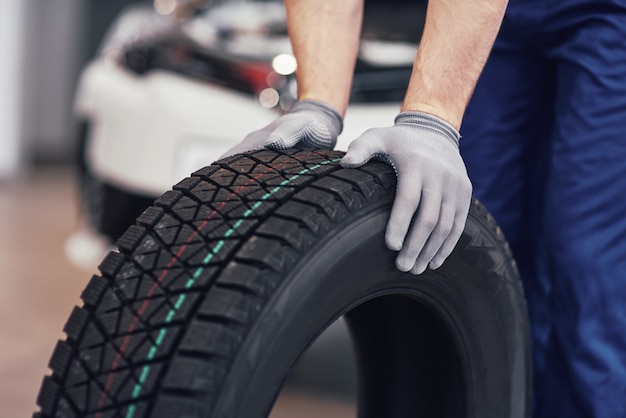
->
xmin=0 ymin=167 xmax=355 ymax=417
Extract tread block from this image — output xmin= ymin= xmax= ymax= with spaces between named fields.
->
xmin=249 ymin=150 xmax=283 ymax=164
xmin=136 ymin=206 xmax=165 ymax=228
xmin=130 ymin=246 xmax=183 ymax=272
xmin=121 ymin=399 xmax=151 ymax=418
xmin=198 ymin=286 xmax=262 ymax=325
xmin=311 ymin=176 xmax=359 ymax=210
xmin=162 ymin=355 xmax=227 ymax=392
xmin=151 ymin=394 xmax=211 ymax=418
xmin=53 ymin=396 xmax=76 ymax=418
xmin=64 ymin=307 xmax=91 ymax=341
xmin=113 ymin=273 xmax=151 ymax=303
xmin=63 ymin=382 xmax=88 ymax=414
xmin=133 ymin=291 xmax=202 ymax=326
xmin=191 ymin=164 xmax=223 ymax=178
xmin=64 ymin=357 xmax=92 ymax=387
xmin=123 ymin=326 xmax=183 ymax=362
xmin=127 ymin=234 xmax=161 ymax=258
xmin=331 ymin=169 xmax=380 ymax=199
xmin=222 ymin=200 xmax=277 ymax=220
xmin=255 ymin=216 xmax=315 ymax=251
xmin=48 ymin=340 xmax=74 ymax=380
xmin=155 ymin=264 xmax=219 ymax=293
xmin=98 ymin=304 xmax=153 ymax=338
xmin=228 ymin=156 xmax=259 ymax=173
xmin=186 ymin=183 xmax=219 ymax=205
xmin=172 ymin=176 xmax=202 ymax=192
xmin=179 ymin=321 xmax=242 ymax=357
xmin=217 ymin=261 xmax=280 ymax=298
xmin=151 ymin=212 xmax=182 ymax=231
xmin=80 ymin=340 xmax=131 ymax=376
xmin=154 ymin=190 xmax=183 ymax=209
xmin=78 ymin=364 xmax=165 ymax=411
xmin=109 ymin=363 xmax=166 ymax=404
xmin=190 ymin=215 xmax=230 ymax=238
xmin=80 ymin=275 xmax=109 ymax=308
xmin=274 ymin=200 xmax=329 ymax=235
xmin=98 ymin=252 xmax=127 ymax=278
xmin=95 ymin=285 xmax=125 ymax=313
xmin=293 ymin=187 xmax=341 ymax=222
xmin=170 ymin=202 xmax=201 ymax=224
xmin=358 ymin=161 xmax=396 ymax=185
xmin=208 ymin=167 xmax=239 ymax=187
xmin=207 ymin=187 xmax=245 ymax=203
xmin=152 ymin=222 xmax=198 ymax=247
xmin=179 ymin=239 xmax=239 ymax=268
xmin=37 ymin=376 xmax=61 ymax=414
xmin=78 ymin=321 xmax=108 ymax=350
xmin=116 ymin=225 xmax=148 ymax=254
xmin=235 ymin=236 xmax=297 ymax=273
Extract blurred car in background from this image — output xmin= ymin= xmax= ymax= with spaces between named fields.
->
xmin=67 ymin=0 xmax=422 ymax=268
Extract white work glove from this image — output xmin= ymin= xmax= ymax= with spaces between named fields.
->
xmin=220 ymin=99 xmax=343 ymax=158
xmin=341 ymin=111 xmax=472 ymax=275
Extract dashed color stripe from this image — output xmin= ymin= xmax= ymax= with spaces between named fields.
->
xmin=95 ymin=162 xmax=290 ymax=417
xmin=124 ymin=158 xmax=340 ymax=418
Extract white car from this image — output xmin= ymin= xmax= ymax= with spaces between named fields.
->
xmin=67 ymin=0 xmax=420 ymax=270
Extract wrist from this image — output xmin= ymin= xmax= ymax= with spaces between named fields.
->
xmin=297 ymin=89 xmax=350 ymax=117
xmin=395 ymin=111 xmax=461 ymax=147
xmin=293 ymin=99 xmax=344 ymax=134
xmin=400 ymin=101 xmax=464 ymax=131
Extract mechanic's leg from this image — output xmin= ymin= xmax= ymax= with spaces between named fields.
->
xmin=460 ymin=34 xmax=555 ymax=414
xmin=539 ymin=9 xmax=626 ymax=418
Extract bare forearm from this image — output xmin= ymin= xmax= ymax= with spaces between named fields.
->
xmin=402 ymin=0 xmax=508 ymax=129
xmin=285 ymin=0 xmax=363 ymax=116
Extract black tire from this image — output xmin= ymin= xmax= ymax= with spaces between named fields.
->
xmin=35 ymin=149 xmax=531 ymax=418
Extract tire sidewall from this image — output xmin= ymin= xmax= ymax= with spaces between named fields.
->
xmin=211 ymin=202 xmax=530 ymax=418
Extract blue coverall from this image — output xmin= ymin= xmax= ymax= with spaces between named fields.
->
xmin=460 ymin=1 xmax=626 ymax=416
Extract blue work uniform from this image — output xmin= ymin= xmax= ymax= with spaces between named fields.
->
xmin=460 ymin=0 xmax=626 ymax=417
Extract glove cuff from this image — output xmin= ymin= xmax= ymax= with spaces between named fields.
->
xmin=292 ymin=99 xmax=344 ymax=134
xmin=394 ymin=111 xmax=460 ymax=147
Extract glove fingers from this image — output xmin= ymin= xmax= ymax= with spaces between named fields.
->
xmin=409 ymin=200 xmax=455 ymax=275
xmin=300 ymin=121 xmax=336 ymax=149
xmin=394 ymin=188 xmax=442 ymax=273
xmin=385 ymin=174 xmax=422 ymax=252
xmin=266 ymin=121 xmax=306 ymax=149
xmin=267 ymin=120 xmax=336 ymax=150
xmin=220 ymin=100 xmax=342 ymax=158
xmin=429 ymin=197 xmax=471 ymax=269
xmin=427 ymin=218 xmax=464 ymax=270
xmin=340 ymin=135 xmax=381 ymax=168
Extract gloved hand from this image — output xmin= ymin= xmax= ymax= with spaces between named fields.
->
xmin=220 ymin=99 xmax=343 ymax=159
xmin=341 ymin=111 xmax=472 ymax=275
